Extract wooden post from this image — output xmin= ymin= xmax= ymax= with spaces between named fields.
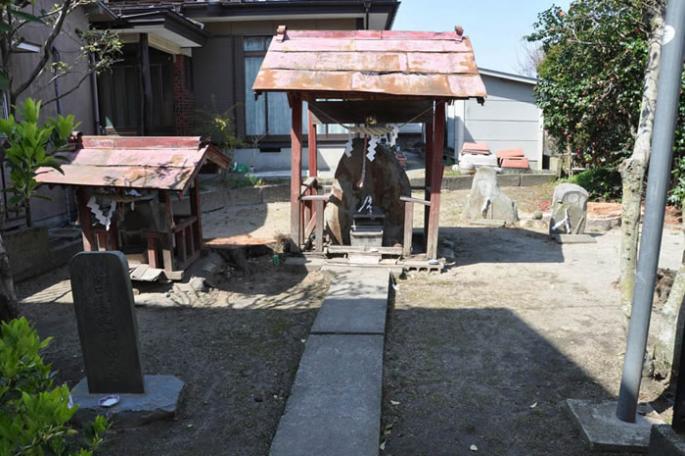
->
xmin=403 ymin=201 xmax=414 ymax=257
xmin=189 ymin=177 xmax=202 ymax=250
xmin=424 ymin=119 xmax=434 ymax=247
xmin=427 ymin=102 xmax=446 ymax=259
xmin=147 ymin=236 xmax=159 ymax=268
xmin=139 ymin=33 xmax=153 ymax=136
xmin=314 ymin=198 xmax=324 ymax=253
xmin=159 ymin=190 xmax=175 ymax=273
xmin=76 ymin=188 xmax=96 ymax=251
xmin=290 ymin=93 xmax=303 ymax=247
xmin=308 ymin=109 xmax=318 ymax=178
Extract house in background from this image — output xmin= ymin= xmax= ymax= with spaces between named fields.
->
xmin=91 ymin=0 xmax=400 ymax=170
xmin=451 ymin=68 xmax=544 ymax=171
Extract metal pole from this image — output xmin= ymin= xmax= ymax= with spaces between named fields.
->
xmin=616 ymin=0 xmax=685 ymax=423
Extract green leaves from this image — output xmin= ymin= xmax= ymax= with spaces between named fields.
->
xmin=0 ymin=317 xmax=109 ymax=455
xmin=1 ymin=98 xmax=78 ymax=226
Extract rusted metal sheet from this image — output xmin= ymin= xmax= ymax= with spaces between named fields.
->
xmin=253 ymin=28 xmax=487 ymax=100
xmin=35 ymin=136 xmax=228 ymax=192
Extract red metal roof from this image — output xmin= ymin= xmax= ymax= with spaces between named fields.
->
xmin=253 ymin=28 xmax=487 ymax=99
xmin=35 ymin=136 xmax=229 ymax=192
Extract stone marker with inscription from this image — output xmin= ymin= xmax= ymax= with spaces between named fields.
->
xmin=69 ymin=251 xmax=184 ymax=426
xmin=462 ymin=166 xmax=519 ymax=224
xmin=549 ymin=183 xmax=595 ymax=243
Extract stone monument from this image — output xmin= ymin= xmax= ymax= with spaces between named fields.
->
xmin=462 ymin=166 xmax=518 ymax=225
xmin=549 ymin=183 xmax=595 ymax=243
xmin=69 ymin=251 xmax=184 ymax=425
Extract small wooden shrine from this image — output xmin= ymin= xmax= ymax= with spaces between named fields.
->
xmin=36 ymin=135 xmax=229 ymax=280
xmin=253 ymin=26 xmax=487 ymax=261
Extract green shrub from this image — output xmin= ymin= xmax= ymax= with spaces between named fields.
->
xmin=569 ymin=166 xmax=622 ymax=201
xmin=0 ymin=317 xmax=108 ymax=455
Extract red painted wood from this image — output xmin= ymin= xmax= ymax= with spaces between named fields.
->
xmin=424 ymin=120 xmax=433 ymax=246
xmin=427 ymin=102 xmax=446 ymax=259
xmin=308 ymin=109 xmax=318 ymax=178
xmin=81 ymin=136 xmax=202 ymax=149
xmin=290 ymin=94 xmax=303 ymax=247
xmin=147 ymin=236 xmax=159 ymax=268
xmin=76 ymin=188 xmax=96 ymax=252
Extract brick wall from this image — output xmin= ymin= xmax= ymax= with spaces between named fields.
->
xmin=172 ymin=54 xmax=195 ymax=135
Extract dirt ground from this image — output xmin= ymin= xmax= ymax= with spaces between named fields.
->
xmin=18 ymin=257 xmax=330 ymax=456
xmin=16 ymin=182 xmax=685 ymax=456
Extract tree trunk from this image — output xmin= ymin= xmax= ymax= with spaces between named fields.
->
xmin=0 ymin=233 xmax=18 ymax=321
xmin=619 ymin=12 xmax=665 ymax=317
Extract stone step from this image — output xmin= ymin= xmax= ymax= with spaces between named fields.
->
xmin=269 ymin=334 xmax=384 ymax=456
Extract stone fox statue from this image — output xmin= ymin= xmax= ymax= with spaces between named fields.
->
xmin=325 ymin=137 xmax=411 ymax=247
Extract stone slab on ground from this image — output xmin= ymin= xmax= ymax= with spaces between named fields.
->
xmin=566 ymin=399 xmax=659 ymax=452
xmin=71 ymin=375 xmax=184 ymax=427
xmin=311 ymin=297 xmax=388 ymax=335
xmin=269 ymin=334 xmax=384 ymax=456
xmin=649 ymin=425 xmax=685 ymax=455
xmin=468 ymin=219 xmax=507 ymax=228
xmin=553 ymin=234 xmax=597 ymax=244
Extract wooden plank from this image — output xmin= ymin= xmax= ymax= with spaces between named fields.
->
xmin=314 ymin=199 xmax=324 ymax=253
xmin=36 ymin=164 xmax=194 ymax=191
xmin=327 ymin=245 xmax=403 ymax=255
xmin=407 ymin=52 xmax=476 ymax=74
xmin=424 ymin=119 xmax=433 ymax=246
xmin=300 ymin=194 xmax=331 ymax=201
xmin=176 ymin=230 xmax=186 ymax=264
xmin=427 ymin=102 xmax=446 ymax=260
xmin=140 ymin=33 xmax=153 ymax=135
xmin=54 ymin=149 xmax=205 ymax=168
xmin=146 ymin=236 xmax=159 ymax=268
xmin=162 ymin=234 xmax=174 ymax=273
xmin=400 ymin=196 xmax=430 ymax=206
xmin=403 ymin=201 xmax=414 ymax=257
xmin=290 ymin=94 xmax=303 ymax=247
xmin=189 ymin=178 xmax=202 ymax=250
xmin=263 ymin=51 xmax=408 ymax=73
xmin=96 ymin=231 xmax=108 ymax=252
xmin=81 ymin=136 xmax=202 ymax=149
xmin=271 ymin=37 xmax=473 ymax=53
xmin=76 ymin=188 xmax=96 ymax=252
xmin=308 ymin=109 xmax=318 ymax=178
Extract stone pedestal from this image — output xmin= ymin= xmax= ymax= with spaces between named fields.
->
xmin=649 ymin=425 xmax=685 ymax=455
xmin=71 ymin=375 xmax=184 ymax=427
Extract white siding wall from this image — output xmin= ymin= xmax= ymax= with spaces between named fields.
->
xmin=456 ymin=74 xmax=543 ymax=170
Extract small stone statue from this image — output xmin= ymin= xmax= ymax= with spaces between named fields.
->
xmin=549 ymin=183 xmax=589 ymax=235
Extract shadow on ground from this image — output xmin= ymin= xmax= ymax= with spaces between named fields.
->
xmin=441 ymin=226 xmax=565 ymax=267
xmin=19 ymin=260 xmax=323 ymax=456
xmin=382 ymin=306 xmax=638 ymax=456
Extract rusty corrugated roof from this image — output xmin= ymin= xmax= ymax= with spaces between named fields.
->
xmin=253 ymin=28 xmax=487 ymax=99
xmin=35 ymin=136 xmax=228 ymax=192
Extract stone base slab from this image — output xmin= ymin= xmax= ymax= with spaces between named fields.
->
xmin=71 ymin=375 xmax=184 ymax=427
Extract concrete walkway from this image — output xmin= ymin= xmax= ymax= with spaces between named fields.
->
xmin=270 ymin=268 xmax=391 ymax=456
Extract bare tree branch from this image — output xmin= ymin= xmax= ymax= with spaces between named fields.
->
xmin=12 ymin=0 xmax=74 ymax=100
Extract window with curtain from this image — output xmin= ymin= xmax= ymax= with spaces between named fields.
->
xmin=243 ymin=36 xmax=307 ymax=139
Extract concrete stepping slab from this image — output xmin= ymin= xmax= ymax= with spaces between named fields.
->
xmin=311 ymin=297 xmax=387 ymax=335
xmin=270 ymin=334 xmax=384 ymax=456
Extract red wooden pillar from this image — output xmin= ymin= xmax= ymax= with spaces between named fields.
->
xmin=308 ymin=108 xmax=318 ymax=178
xmin=423 ymin=119 xmax=434 ymax=247
xmin=75 ymin=188 xmax=96 ymax=251
xmin=189 ymin=177 xmax=202 ymax=250
xmin=290 ymin=94 xmax=303 ymax=247
xmin=426 ymin=101 xmax=446 ymax=259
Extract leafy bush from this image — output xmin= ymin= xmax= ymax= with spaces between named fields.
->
xmin=0 ymin=98 xmax=78 ymax=226
xmin=0 ymin=317 xmax=108 ymax=455
xmin=569 ymin=166 xmax=622 ymax=201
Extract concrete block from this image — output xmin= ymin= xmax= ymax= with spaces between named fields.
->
xmin=649 ymin=425 xmax=685 ymax=456
xmin=6 ymin=227 xmax=53 ymax=281
xmin=311 ymin=297 xmax=387 ymax=335
xmin=71 ymin=375 xmax=184 ymax=427
xmin=552 ymin=234 xmax=597 ymax=244
xmin=566 ymin=399 xmax=659 ymax=452
xmin=443 ymin=175 xmax=473 ymax=191
xmin=270 ymin=334 xmax=384 ymax=456
xmin=520 ymin=173 xmax=556 ymax=187
xmin=497 ymin=174 xmax=521 ymax=187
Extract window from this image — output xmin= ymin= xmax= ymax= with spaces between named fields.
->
xmin=243 ymin=36 xmax=306 ymax=139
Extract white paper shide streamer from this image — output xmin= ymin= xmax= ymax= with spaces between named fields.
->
xmin=87 ymin=196 xmax=117 ymax=231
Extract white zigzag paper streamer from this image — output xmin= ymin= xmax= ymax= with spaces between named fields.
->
xmin=87 ymin=196 xmax=117 ymax=231
xmin=366 ymin=136 xmax=379 ymax=162
xmin=344 ymin=134 xmax=353 ymax=158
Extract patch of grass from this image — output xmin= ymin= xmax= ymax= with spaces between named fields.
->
xmin=566 ymin=166 xmax=622 ymax=201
